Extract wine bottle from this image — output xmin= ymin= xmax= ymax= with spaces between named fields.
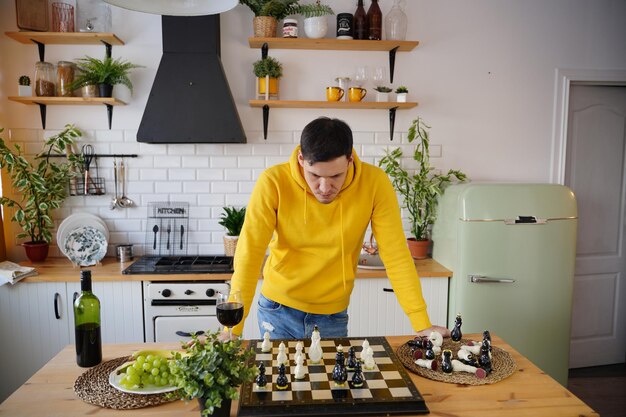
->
xmin=74 ymin=270 xmax=102 ymax=367
xmin=367 ymin=0 xmax=382 ymax=40
xmin=354 ymin=0 xmax=368 ymax=40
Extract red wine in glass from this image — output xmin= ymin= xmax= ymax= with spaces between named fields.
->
xmin=217 ymin=290 xmax=243 ymax=339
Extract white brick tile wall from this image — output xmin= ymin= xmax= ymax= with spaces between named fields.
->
xmin=3 ymin=126 xmax=448 ymax=259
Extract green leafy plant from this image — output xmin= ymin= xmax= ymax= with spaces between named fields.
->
xmin=19 ymin=75 xmax=30 ymax=86
xmin=168 ymin=331 xmax=257 ymax=416
xmin=379 ymin=117 xmax=468 ymax=241
xmin=239 ymin=0 xmax=300 ymax=19
xmin=291 ymin=0 xmax=334 ymax=18
xmin=69 ymin=55 xmax=142 ymax=92
xmin=395 ymin=85 xmax=408 ymax=94
xmin=218 ymin=206 xmax=247 ymax=236
xmin=0 ymin=124 xmax=83 ymax=243
xmin=252 ymin=57 xmax=283 ymax=79
xmin=374 ymin=86 xmax=392 ymax=93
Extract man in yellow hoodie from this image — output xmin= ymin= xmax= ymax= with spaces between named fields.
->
xmin=230 ymin=117 xmax=448 ymax=340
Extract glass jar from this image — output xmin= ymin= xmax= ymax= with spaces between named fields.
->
xmin=385 ymin=0 xmax=408 ymax=41
xmin=57 ymin=61 xmax=75 ymax=96
xmin=35 ymin=61 xmax=56 ymax=97
xmin=282 ymin=18 xmax=298 ymax=38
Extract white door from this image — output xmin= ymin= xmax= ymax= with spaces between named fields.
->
xmin=565 ymin=84 xmax=626 ymax=368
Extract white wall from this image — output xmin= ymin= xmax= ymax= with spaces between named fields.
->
xmin=1 ymin=0 xmax=625 ymax=260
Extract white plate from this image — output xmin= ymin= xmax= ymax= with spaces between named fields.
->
xmin=57 ymin=213 xmax=108 ymax=256
xmin=63 ymin=226 xmax=108 ymax=266
xmin=108 ymin=364 xmax=178 ymax=395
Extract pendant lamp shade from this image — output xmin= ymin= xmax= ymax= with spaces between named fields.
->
xmin=103 ymin=0 xmax=238 ymax=16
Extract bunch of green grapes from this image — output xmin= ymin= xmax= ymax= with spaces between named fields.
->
xmin=118 ymin=354 xmax=176 ymax=389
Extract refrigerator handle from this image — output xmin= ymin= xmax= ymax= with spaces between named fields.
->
xmin=468 ymin=274 xmax=516 ymax=284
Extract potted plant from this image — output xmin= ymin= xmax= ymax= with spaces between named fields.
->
xmin=168 ymin=331 xmax=257 ymax=417
xmin=378 ymin=117 xmax=468 ymax=259
xmin=292 ymin=0 xmax=334 ymax=39
xmin=239 ymin=0 xmax=301 ymax=38
xmin=374 ymin=85 xmax=392 ymax=102
xmin=69 ymin=55 xmax=142 ymax=98
xmin=218 ymin=206 xmax=247 ymax=256
xmin=0 ymin=124 xmax=83 ymax=262
xmin=253 ymin=56 xmax=283 ymax=99
xmin=395 ymin=85 xmax=408 ymax=102
xmin=18 ymin=75 xmax=31 ymax=96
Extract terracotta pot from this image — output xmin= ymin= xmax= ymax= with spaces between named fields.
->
xmin=253 ymin=16 xmax=277 ymax=38
xmin=197 ymin=398 xmax=231 ymax=417
xmin=407 ymin=238 xmax=430 ymax=259
xmin=22 ymin=241 xmax=49 ymax=263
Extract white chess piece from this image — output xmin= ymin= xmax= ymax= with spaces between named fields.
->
xmin=452 ymin=359 xmax=487 ymax=378
xmin=428 ymin=331 xmax=443 ymax=348
xmin=363 ymin=346 xmax=376 ymax=370
xmin=360 ymin=339 xmax=370 ymax=361
xmin=277 ymin=342 xmax=288 ymax=366
xmin=294 ymin=352 xmax=305 ymax=380
xmin=261 ymin=331 xmax=272 ymax=353
xmin=308 ymin=327 xmax=323 ymax=364
xmin=295 ymin=341 xmax=304 ymax=363
xmin=415 ymin=358 xmax=436 ymax=370
xmin=459 ymin=344 xmax=481 ymax=355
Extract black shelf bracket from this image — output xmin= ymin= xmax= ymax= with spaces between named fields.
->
xmin=389 ymin=46 xmax=399 ymax=84
xmin=105 ymin=104 xmax=113 ymax=129
xmin=101 ymin=41 xmax=113 ymax=58
xmin=49 ymin=153 xmax=138 ymax=158
xmin=262 ymin=104 xmax=270 ymax=140
xmin=389 ymin=106 xmax=398 ymax=141
xmin=38 ymin=104 xmax=47 ymax=129
xmin=261 ymin=42 xmax=269 ymax=59
xmin=32 ymin=39 xmax=45 ymax=61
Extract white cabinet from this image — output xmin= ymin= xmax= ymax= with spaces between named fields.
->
xmin=0 ymin=280 xmax=143 ymax=403
xmin=240 ymin=277 xmax=449 ymax=340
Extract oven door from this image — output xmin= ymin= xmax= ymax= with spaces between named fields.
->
xmin=153 ymin=316 xmax=222 ymax=343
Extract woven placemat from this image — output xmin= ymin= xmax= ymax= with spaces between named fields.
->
xmin=396 ymin=338 xmax=516 ymax=385
xmin=74 ymin=356 xmax=178 ymax=409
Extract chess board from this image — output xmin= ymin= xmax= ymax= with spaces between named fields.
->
xmin=238 ymin=337 xmax=429 ymax=416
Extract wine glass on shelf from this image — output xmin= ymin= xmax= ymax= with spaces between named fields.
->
xmin=216 ymin=289 xmax=243 ymax=341
xmin=372 ymin=66 xmax=386 ymax=87
xmin=354 ymin=66 xmax=368 ymax=87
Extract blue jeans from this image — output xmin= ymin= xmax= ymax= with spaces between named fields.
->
xmin=257 ymin=293 xmax=349 ymax=340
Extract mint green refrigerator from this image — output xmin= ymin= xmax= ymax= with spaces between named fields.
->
xmin=431 ymin=184 xmax=577 ymax=386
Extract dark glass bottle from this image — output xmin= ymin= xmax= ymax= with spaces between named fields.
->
xmin=367 ymin=0 xmax=382 ymax=40
xmin=354 ymin=0 xmax=368 ymax=40
xmin=74 ymin=270 xmax=102 ymax=367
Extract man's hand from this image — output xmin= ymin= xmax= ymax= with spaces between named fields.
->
xmin=415 ymin=325 xmax=450 ymax=338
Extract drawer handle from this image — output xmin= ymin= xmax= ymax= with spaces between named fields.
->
xmin=175 ymin=330 xmax=205 ymax=338
xmin=383 ymin=288 xmax=394 ymax=292
xmin=54 ymin=292 xmax=61 ymax=320
xmin=468 ymin=274 xmax=516 ymax=284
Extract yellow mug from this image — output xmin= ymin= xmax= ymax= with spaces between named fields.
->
xmin=326 ymin=86 xmax=344 ymax=101
xmin=349 ymin=87 xmax=367 ymax=102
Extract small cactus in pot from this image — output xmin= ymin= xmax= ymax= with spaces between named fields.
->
xmin=18 ymin=75 xmax=32 ymax=96
xmin=395 ymin=85 xmax=409 ymax=102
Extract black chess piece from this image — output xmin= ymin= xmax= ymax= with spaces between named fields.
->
xmin=275 ymin=363 xmax=289 ymax=390
xmin=407 ymin=336 xmax=427 ymax=349
xmin=346 ymin=346 xmax=357 ymax=371
xmin=478 ymin=339 xmax=492 ymax=374
xmin=483 ymin=330 xmax=492 ymax=352
xmin=441 ymin=349 xmax=453 ymax=374
xmin=451 ymin=313 xmax=463 ymax=342
xmin=332 ymin=347 xmax=348 ymax=386
xmin=424 ymin=339 xmax=435 ymax=360
xmin=351 ymin=361 xmax=364 ymax=388
xmin=255 ymin=363 xmax=267 ymax=388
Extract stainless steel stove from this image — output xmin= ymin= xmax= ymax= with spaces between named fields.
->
xmin=122 ymin=255 xmax=234 ymax=274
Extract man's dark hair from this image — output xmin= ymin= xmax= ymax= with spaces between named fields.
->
xmin=300 ymin=117 xmax=353 ymax=164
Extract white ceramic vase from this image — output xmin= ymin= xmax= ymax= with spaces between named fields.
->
xmin=376 ymin=92 xmax=389 ymax=102
xmin=18 ymin=85 xmax=32 ymax=96
xmin=304 ymin=16 xmax=328 ymax=39
xmin=396 ymin=92 xmax=408 ymax=102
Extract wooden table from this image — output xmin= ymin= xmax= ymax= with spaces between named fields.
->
xmin=0 ymin=335 xmax=598 ymax=417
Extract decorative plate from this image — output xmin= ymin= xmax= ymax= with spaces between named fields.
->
xmin=57 ymin=213 xmax=109 ymax=256
xmin=109 ymin=364 xmax=178 ymax=395
xmin=63 ymin=226 xmax=108 ymax=266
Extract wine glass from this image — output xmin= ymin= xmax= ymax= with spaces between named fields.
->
xmin=372 ymin=66 xmax=386 ymax=87
xmin=216 ymin=290 xmax=243 ymax=341
xmin=354 ymin=66 xmax=368 ymax=87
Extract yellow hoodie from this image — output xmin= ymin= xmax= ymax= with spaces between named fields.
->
xmin=230 ymin=146 xmax=432 ymax=335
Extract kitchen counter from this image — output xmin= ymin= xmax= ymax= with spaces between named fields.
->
xmin=20 ymin=257 xmax=452 ymax=282
xmin=0 ymin=334 xmax=597 ymax=417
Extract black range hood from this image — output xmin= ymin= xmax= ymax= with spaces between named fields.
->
xmin=137 ymin=15 xmax=246 ymax=144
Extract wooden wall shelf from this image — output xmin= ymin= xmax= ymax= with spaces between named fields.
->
xmin=249 ymin=100 xmax=417 ymax=109
xmin=248 ymin=38 xmax=418 ymax=52
xmin=5 ymin=31 xmax=124 ymax=46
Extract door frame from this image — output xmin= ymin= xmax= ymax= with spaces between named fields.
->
xmin=550 ymin=68 xmax=626 ymax=184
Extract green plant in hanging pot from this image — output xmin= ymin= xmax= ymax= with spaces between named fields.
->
xmin=70 ymin=55 xmax=142 ymax=98
xmin=379 ymin=116 xmax=468 ymax=259
xmin=0 ymin=124 xmax=83 ymax=262
xmin=218 ymin=206 xmax=247 ymax=257
xmin=253 ymin=56 xmax=283 ymax=99
xmin=239 ymin=0 xmax=301 ymax=38
xmin=168 ymin=331 xmax=257 ymax=417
